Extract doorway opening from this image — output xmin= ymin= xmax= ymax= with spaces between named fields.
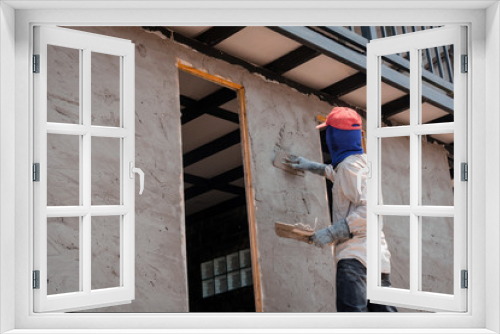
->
xmin=177 ymin=63 xmax=258 ymax=312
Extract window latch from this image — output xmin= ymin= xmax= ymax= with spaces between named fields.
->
xmin=129 ymin=162 xmax=145 ymax=195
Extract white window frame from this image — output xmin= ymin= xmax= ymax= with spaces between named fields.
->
xmin=366 ymin=26 xmax=467 ymax=312
xmin=33 ymin=26 xmax=136 ymax=313
xmin=0 ymin=2 xmax=498 ymax=334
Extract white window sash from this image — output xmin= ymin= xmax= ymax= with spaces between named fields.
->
xmin=33 ymin=26 xmax=136 ymax=313
xmin=366 ymin=25 xmax=467 ymax=312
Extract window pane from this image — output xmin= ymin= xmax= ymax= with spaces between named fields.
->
xmin=214 ymin=275 xmax=228 ymax=294
xmin=92 ymin=52 xmax=121 ymax=127
xmin=91 ymin=137 xmax=121 ymax=205
xmin=421 ymin=134 xmax=454 ymax=206
xmin=420 ymin=45 xmax=454 ymax=125
xmin=47 ymin=217 xmax=80 ymax=295
xmin=47 ymin=45 xmax=80 ymax=124
xmin=91 ymin=216 xmax=121 ymax=290
xmin=381 ymin=137 xmax=410 ymax=205
xmin=240 ymin=267 xmax=253 ymax=287
xmin=421 ymin=216 xmax=454 ymax=294
xmin=381 ymin=53 xmax=409 ymax=127
xmin=380 ymin=215 xmax=410 ymax=290
xmin=47 ymin=134 xmax=80 ymax=206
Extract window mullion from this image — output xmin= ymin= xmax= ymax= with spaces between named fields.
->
xmin=82 ymin=47 xmax=92 ymax=294
xmin=409 ymin=48 xmax=420 ymax=294
xmin=78 ymin=48 xmax=85 ymax=293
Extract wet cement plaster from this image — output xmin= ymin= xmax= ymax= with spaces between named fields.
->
xmin=47 ymin=26 xmax=455 ymax=312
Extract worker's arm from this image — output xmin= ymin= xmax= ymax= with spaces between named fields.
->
xmin=310 ymin=218 xmax=351 ymax=248
xmin=285 ymin=155 xmax=327 ymax=176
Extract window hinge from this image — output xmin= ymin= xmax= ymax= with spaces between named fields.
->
xmin=461 ymin=270 xmax=468 ymax=289
xmin=461 ymin=54 xmax=468 ymax=73
xmin=461 ymin=162 xmax=468 ymax=182
xmin=33 ymin=270 xmax=40 ymax=289
xmin=33 ymin=54 xmax=40 ymax=73
xmin=33 ymin=163 xmax=40 ymax=182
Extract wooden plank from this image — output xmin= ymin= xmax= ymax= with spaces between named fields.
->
xmin=274 ymin=221 xmax=314 ymax=244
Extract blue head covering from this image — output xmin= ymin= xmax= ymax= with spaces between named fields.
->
xmin=325 ymin=125 xmax=364 ymax=167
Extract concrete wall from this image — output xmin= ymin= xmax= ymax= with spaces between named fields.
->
xmin=46 ymin=26 xmax=454 ymax=312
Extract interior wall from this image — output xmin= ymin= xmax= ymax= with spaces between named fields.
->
xmin=47 ymin=26 xmax=456 ymax=312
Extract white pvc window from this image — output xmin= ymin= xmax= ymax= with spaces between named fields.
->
xmin=33 ymin=26 xmax=137 ymax=312
xmin=366 ymin=26 xmax=467 ymax=312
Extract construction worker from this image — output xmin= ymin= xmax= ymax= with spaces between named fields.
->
xmin=286 ymin=106 xmax=397 ymax=312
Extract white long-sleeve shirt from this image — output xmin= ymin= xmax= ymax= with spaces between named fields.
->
xmin=325 ymin=154 xmax=392 ymax=274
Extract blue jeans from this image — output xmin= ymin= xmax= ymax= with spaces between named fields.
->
xmin=336 ymin=259 xmax=398 ymax=312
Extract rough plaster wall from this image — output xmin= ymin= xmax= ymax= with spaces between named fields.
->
xmin=74 ymin=26 xmax=337 ymax=312
xmin=244 ymin=80 xmax=337 ymax=312
xmin=48 ymin=26 xmax=455 ymax=312
xmin=159 ymin=32 xmax=338 ymax=312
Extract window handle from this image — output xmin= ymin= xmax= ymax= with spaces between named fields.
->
xmin=129 ymin=161 xmax=145 ymax=195
xmin=356 ymin=162 xmax=371 ymax=195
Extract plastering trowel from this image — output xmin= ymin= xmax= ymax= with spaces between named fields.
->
xmin=274 ymin=221 xmax=314 ymax=244
xmin=273 ymin=150 xmax=305 ymax=177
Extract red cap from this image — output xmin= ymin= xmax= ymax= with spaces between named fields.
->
xmin=316 ymin=107 xmax=362 ymax=130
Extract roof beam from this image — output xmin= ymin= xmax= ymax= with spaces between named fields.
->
xmin=268 ymin=26 xmax=367 ymax=71
xmin=322 ymin=72 xmax=366 ymax=97
xmin=143 ymin=26 xmax=365 ymax=115
xmin=185 ymin=181 xmax=244 ymax=201
xmin=184 ymin=166 xmax=244 ymax=187
xmin=426 ymin=114 xmax=454 ymax=124
xmin=264 ymin=46 xmax=320 ymax=75
xmin=180 ymin=95 xmax=239 ymax=124
xmin=211 ymin=166 xmax=244 ymax=184
xmin=183 ymin=129 xmax=241 ymax=168
xmin=269 ymin=26 xmax=453 ymax=114
xmin=382 ymin=95 xmax=410 ymax=120
xmin=181 ymin=88 xmax=237 ymax=125
xmin=195 ymin=26 xmax=245 ymax=46
xmin=317 ymin=26 xmax=453 ymax=93
xmin=186 ymin=195 xmax=246 ymax=224
xmin=184 ymin=166 xmax=245 ymax=201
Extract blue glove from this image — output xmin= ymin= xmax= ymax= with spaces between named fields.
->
xmin=285 ymin=155 xmax=326 ymax=176
xmin=311 ymin=219 xmax=352 ymax=248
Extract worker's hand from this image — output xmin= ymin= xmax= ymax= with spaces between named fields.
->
xmin=285 ymin=155 xmax=326 ymax=176
xmin=311 ymin=218 xmax=352 ymax=248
